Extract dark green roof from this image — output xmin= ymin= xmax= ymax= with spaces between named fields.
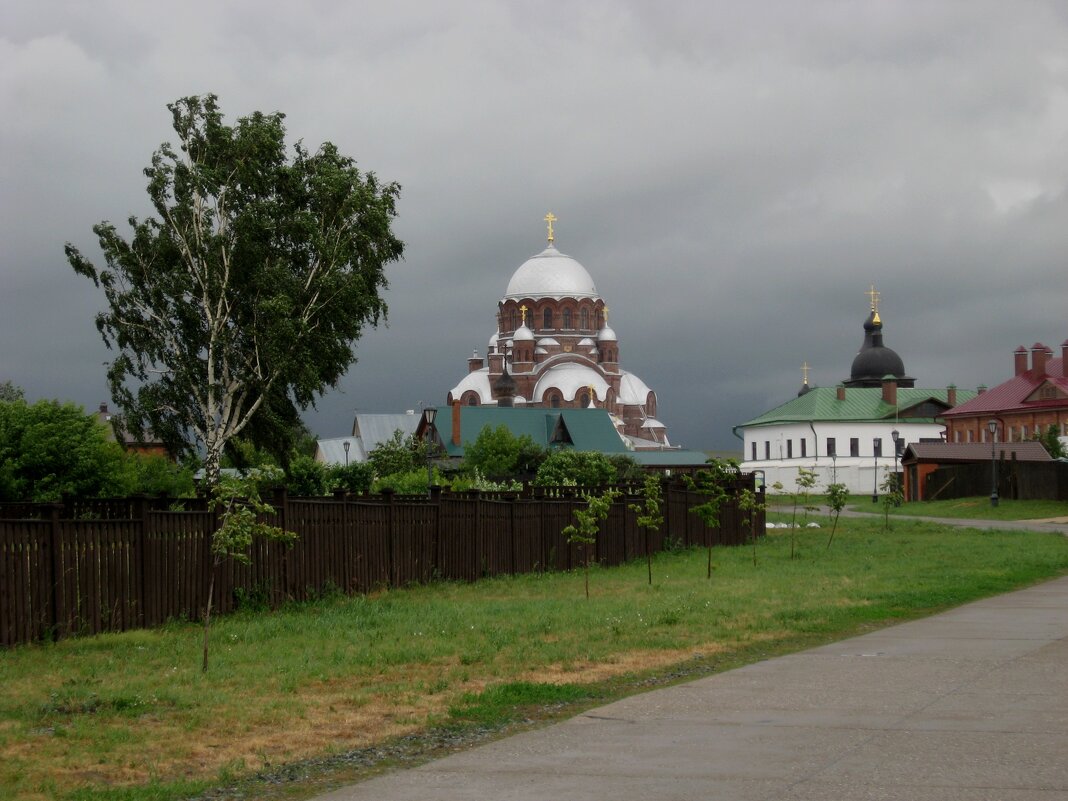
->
xmin=628 ymin=449 xmax=713 ymax=467
xmin=739 ymin=386 xmax=977 ymax=428
xmin=430 ymin=407 xmax=628 ymax=457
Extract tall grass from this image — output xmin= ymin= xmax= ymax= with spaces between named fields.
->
xmin=2 ymin=518 xmax=1066 ymax=801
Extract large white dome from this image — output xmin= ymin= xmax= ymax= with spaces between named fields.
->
xmin=503 ymin=245 xmax=599 ymax=300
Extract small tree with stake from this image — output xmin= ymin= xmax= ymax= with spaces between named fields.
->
xmin=790 ymin=467 xmax=818 ymax=559
xmin=737 ymin=485 xmax=767 ymax=566
xmin=685 ymin=459 xmax=738 ymax=579
xmin=824 ymin=482 xmax=849 ymax=550
xmin=203 ymin=469 xmax=295 ymax=672
xmin=563 ymin=488 xmax=619 ymax=599
xmin=629 ymin=475 xmax=664 ymax=585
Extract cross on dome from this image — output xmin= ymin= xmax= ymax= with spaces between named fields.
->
xmin=801 ymin=361 xmax=810 ymax=385
xmin=520 ymin=304 xmax=528 ymax=325
xmin=544 ymin=212 xmax=557 ymax=244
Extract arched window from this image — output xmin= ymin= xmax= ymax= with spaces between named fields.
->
xmin=581 ymin=308 xmax=589 ymax=330
xmin=467 ymin=395 xmax=478 ymax=406
xmin=579 ymin=391 xmax=589 ymax=407
xmin=549 ymin=393 xmax=561 ymax=408
xmin=562 ymin=308 xmax=572 ymax=329
xmin=543 ymin=308 xmax=553 ymax=330
xmin=509 ymin=309 xmax=517 ymax=331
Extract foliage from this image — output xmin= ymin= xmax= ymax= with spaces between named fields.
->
xmin=880 ymin=469 xmax=903 ymax=531
xmin=0 ymin=398 xmax=134 ymax=502
xmin=824 ymin=482 xmax=850 ymax=550
xmin=367 ymin=429 xmax=429 ymax=478
xmin=372 ymin=468 xmax=444 ymax=495
xmin=203 ymin=468 xmax=295 ymax=671
xmin=737 ymin=485 xmax=767 ymax=566
xmin=463 ymin=424 xmax=545 ymax=478
xmin=285 ymin=454 xmax=331 ymax=496
xmin=685 ymin=458 xmax=739 ymax=578
xmin=607 ymin=453 xmax=644 ymax=483
xmin=629 ymin=475 xmax=664 ymax=585
xmin=0 ymin=381 xmax=24 ymax=402
xmin=790 ymin=467 xmax=819 ymax=558
xmin=562 ymin=488 xmax=619 ymax=599
xmin=533 ymin=449 xmax=617 ymax=487
xmin=126 ymin=452 xmax=196 ymax=497
xmin=449 ymin=469 xmax=524 ymax=493
xmin=328 ymin=461 xmax=376 ymax=494
xmin=1033 ymin=424 xmax=1067 ymax=459
xmin=66 ymin=94 xmax=404 ymax=485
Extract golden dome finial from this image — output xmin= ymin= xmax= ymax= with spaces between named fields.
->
xmin=544 ymin=212 xmax=557 ymax=244
xmin=801 ymin=361 xmax=810 ymax=385
xmin=867 ymin=284 xmax=882 ymax=325
xmin=519 ymin=304 xmax=528 ymax=326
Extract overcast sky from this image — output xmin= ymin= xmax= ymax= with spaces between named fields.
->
xmin=2 ymin=1 xmax=1066 ymax=451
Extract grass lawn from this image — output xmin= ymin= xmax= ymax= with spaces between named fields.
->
xmin=2 ymin=517 xmax=1067 ymax=801
xmin=847 ymin=496 xmax=1068 ymax=521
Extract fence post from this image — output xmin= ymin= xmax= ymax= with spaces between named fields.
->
xmin=48 ymin=502 xmax=63 ymax=642
xmin=134 ymin=494 xmax=149 ymax=628
xmin=384 ymin=489 xmax=396 ymax=587
xmin=430 ymin=485 xmax=443 ymax=581
xmin=274 ymin=486 xmax=289 ymax=600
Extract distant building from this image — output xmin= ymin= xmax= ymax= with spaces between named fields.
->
xmin=447 ymin=214 xmax=669 ymax=448
xmin=315 ymin=411 xmax=421 ymax=465
xmin=940 ymin=340 xmax=1068 ymax=447
xmin=95 ymin=403 xmax=168 ymax=457
xmin=737 ymin=290 xmax=974 ymax=494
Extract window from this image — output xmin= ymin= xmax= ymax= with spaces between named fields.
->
xmin=543 ymin=308 xmax=553 ymax=329
xmin=786 ymin=440 xmax=793 ymax=459
xmin=826 ymin=438 xmax=836 ymax=457
xmin=873 ymin=438 xmax=882 ymax=457
xmin=765 ymin=441 xmax=770 ymax=459
xmin=562 ymin=308 xmax=572 ymax=329
xmin=1021 ymin=425 xmax=1028 ymax=439
xmin=578 ymin=391 xmax=589 ymax=407
xmin=751 ymin=442 xmax=757 ymax=460
xmin=954 ymin=430 xmax=961 ymax=443
xmin=966 ymin=430 xmax=973 ymax=443
xmin=800 ymin=439 xmax=807 ymax=457
xmin=550 ymin=394 xmax=560 ymax=408
xmin=581 ymin=308 xmax=589 ymax=330
xmin=849 ymin=438 xmax=859 ymax=457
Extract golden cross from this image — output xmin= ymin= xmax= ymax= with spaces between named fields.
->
xmin=519 ymin=304 xmax=527 ymax=326
xmin=802 ymin=361 xmax=810 ymax=384
xmin=866 ymin=284 xmax=881 ymax=312
xmin=544 ymin=212 xmax=557 ymax=244
xmin=602 ymin=304 xmax=610 ymax=324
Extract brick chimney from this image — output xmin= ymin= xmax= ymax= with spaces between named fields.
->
xmin=977 ymin=385 xmax=987 ymax=395
xmin=1063 ymin=339 xmax=1068 ymax=367
xmin=836 ymin=385 xmax=846 ymax=401
xmin=468 ymin=350 xmax=484 ymax=373
xmin=451 ymin=401 xmax=461 ymax=447
xmin=947 ymin=384 xmax=957 ymax=407
xmin=1031 ymin=342 xmax=1048 ymax=377
xmin=1014 ymin=346 xmax=1028 ymax=375
xmin=881 ymin=376 xmax=898 ymax=406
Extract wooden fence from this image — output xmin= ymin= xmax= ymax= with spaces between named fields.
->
xmin=924 ymin=459 xmax=1068 ymax=502
xmin=0 ymin=478 xmax=762 ymax=647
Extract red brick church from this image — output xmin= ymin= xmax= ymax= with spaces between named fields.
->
xmin=447 ymin=214 xmax=669 ymax=447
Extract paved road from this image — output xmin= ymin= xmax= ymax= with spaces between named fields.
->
xmin=316 ymin=576 xmax=1068 ymax=801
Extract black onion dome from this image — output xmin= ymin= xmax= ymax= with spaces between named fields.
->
xmin=844 ymin=310 xmax=913 ymax=387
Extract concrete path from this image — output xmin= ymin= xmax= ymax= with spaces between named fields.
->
xmin=316 ymin=576 xmax=1068 ymax=801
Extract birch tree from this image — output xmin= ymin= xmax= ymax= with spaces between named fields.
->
xmin=67 ymin=95 xmax=403 ymax=484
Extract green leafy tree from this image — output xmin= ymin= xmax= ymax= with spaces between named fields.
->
xmin=629 ymin=475 xmax=663 ymax=585
xmin=562 ymin=488 xmax=619 ymax=599
xmin=367 ymin=430 xmax=426 ymax=479
xmin=285 ymin=454 xmax=330 ymax=496
xmin=790 ymin=467 xmax=819 ymax=559
xmin=464 ymin=424 xmax=544 ymax=478
xmin=1033 ymin=424 xmax=1066 ymax=459
xmin=0 ymin=381 xmax=24 ymax=402
xmin=533 ymin=450 xmax=616 ymax=487
xmin=327 ymin=461 xmax=375 ymax=494
xmin=607 ymin=453 xmax=644 ymax=483
xmin=685 ymin=458 xmax=738 ymax=579
xmin=127 ymin=452 xmax=196 ymax=497
xmin=737 ymin=484 xmax=767 ymax=566
xmin=66 ymin=94 xmax=404 ymax=486
xmin=0 ymin=399 xmax=134 ymax=501
xmin=204 ymin=468 xmax=295 ymax=672
xmin=824 ymin=482 xmax=849 ymax=550
xmin=880 ymin=468 xmax=903 ymax=532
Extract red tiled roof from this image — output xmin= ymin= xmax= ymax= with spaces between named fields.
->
xmin=903 ymin=441 xmax=1053 ymax=463
xmin=942 ymin=353 xmax=1067 ymax=417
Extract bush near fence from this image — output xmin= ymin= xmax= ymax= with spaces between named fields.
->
xmin=0 ymin=478 xmax=762 ymax=647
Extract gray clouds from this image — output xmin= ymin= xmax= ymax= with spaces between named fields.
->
xmin=2 ymin=1 xmax=1066 ymax=448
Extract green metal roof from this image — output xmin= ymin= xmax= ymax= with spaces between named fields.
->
xmin=432 ymin=407 xmax=628 ymax=457
xmin=739 ymin=386 xmax=977 ymax=428
xmin=628 ymin=449 xmax=712 ymax=467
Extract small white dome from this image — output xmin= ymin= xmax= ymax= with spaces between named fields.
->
xmin=504 ymin=245 xmax=599 ymax=300
xmin=598 ymin=325 xmax=617 ymax=342
xmin=513 ymin=324 xmax=534 ymax=342
xmin=488 ymin=331 xmax=499 ymax=348
xmin=618 ymin=371 xmax=654 ymax=405
xmin=538 ymin=337 xmax=560 ymax=347
xmin=578 ymin=337 xmax=595 ymax=347
xmin=535 ymin=347 xmax=548 ymax=355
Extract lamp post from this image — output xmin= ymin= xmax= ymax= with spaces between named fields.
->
xmin=988 ymin=419 xmax=999 ymax=507
xmin=343 ymin=440 xmax=350 ymax=466
xmin=424 ymin=407 xmax=437 ymax=497
xmin=831 ymin=453 xmax=837 ymax=484
xmin=872 ymin=450 xmax=878 ymax=503
xmin=891 ymin=429 xmax=901 ymax=506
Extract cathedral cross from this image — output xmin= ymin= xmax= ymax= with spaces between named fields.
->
xmin=519 ymin=304 xmax=528 ymax=326
xmin=602 ymin=304 xmax=609 ymax=324
xmin=801 ymin=361 xmax=810 ymax=385
xmin=866 ymin=284 xmax=881 ymax=312
xmin=544 ymin=212 xmax=557 ymax=244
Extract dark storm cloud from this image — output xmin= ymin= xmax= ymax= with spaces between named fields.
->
xmin=2 ymin=0 xmax=1066 ymax=450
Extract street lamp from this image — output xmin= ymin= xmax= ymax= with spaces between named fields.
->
xmin=424 ymin=407 xmax=438 ymax=497
xmin=988 ymin=419 xmax=999 ymax=507
xmin=343 ymin=440 xmax=350 ymax=466
xmin=891 ymin=429 xmax=901 ymax=506
xmin=872 ymin=448 xmax=878 ymax=503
